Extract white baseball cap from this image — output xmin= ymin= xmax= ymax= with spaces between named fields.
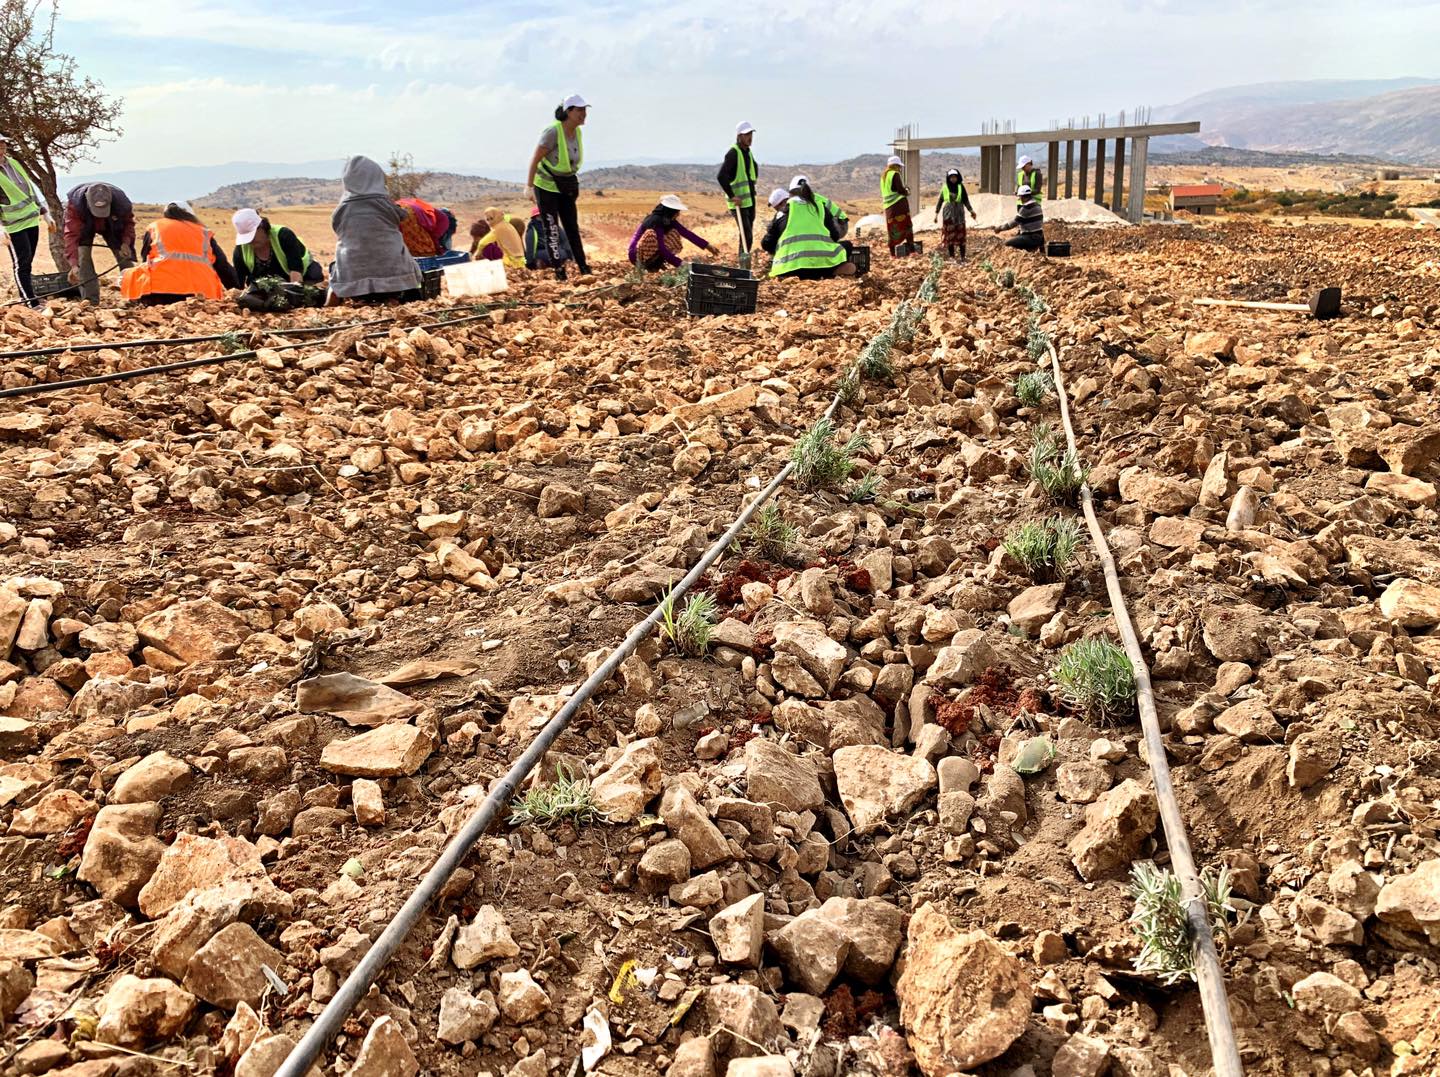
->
xmin=946 ymin=168 xmax=960 ymax=178
xmin=1017 ymin=185 xmax=1033 ymax=197
xmin=886 ymin=155 xmax=902 ymax=167
xmin=233 ymin=208 xmax=262 ymax=244
xmin=736 ymin=121 xmax=755 ymax=135
xmin=563 ymin=94 xmax=589 ymax=109
xmin=1019 ymin=155 xmax=1033 ymax=168
xmin=659 ymin=195 xmax=687 ymax=212
xmin=768 ymin=188 xmax=790 ymax=209
xmin=789 ymin=175 xmax=808 ymax=191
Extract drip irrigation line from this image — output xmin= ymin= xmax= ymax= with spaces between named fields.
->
xmin=0 ymin=283 xmax=627 ymax=401
xmin=1046 ymin=339 xmax=1244 ymax=1077
xmin=270 ymin=258 xmax=945 ymax=1077
xmin=0 ymin=316 xmax=400 ymax=361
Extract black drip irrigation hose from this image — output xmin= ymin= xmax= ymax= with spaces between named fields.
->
xmin=2 ymin=264 xmax=120 ymax=308
xmin=0 ymin=316 xmax=399 ymax=361
xmin=270 ymin=259 xmax=945 ymax=1077
xmin=0 ymin=283 xmax=627 ymax=401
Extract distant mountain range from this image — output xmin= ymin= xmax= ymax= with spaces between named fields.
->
xmin=192 ymin=172 xmax=523 ymax=209
xmin=1155 ymin=77 xmax=1440 ymax=161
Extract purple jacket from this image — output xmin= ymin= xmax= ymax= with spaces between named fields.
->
xmin=628 ymin=219 xmax=709 ymax=267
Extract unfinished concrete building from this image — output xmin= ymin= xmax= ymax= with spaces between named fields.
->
xmin=891 ymin=120 xmax=1202 ymax=223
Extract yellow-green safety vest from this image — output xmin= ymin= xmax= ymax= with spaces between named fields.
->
xmin=818 ymin=194 xmax=847 ymax=222
xmin=535 ymin=122 xmax=583 ymax=194
xmin=1016 ymin=168 xmax=1043 ymax=201
xmin=881 ymin=168 xmax=905 ymax=210
xmin=240 ymin=226 xmax=313 ymax=277
xmin=939 ymin=183 xmax=965 ymax=203
xmin=769 ymin=197 xmax=847 ymax=278
xmin=727 ymin=144 xmax=758 ymax=210
xmin=0 ymin=157 xmax=43 ymax=234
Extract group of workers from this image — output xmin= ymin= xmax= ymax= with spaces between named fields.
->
xmin=1 ymin=98 xmax=1055 ymax=308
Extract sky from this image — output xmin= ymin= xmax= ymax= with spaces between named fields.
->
xmin=48 ymin=0 xmax=1440 ymax=177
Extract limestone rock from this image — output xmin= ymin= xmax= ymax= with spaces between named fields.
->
xmin=638 ymin=839 xmax=692 ymax=892
xmin=319 ymin=722 xmax=433 ymax=777
xmin=8 ymin=789 xmax=91 ymax=836
xmin=452 ymin=906 xmax=520 ymax=969
xmin=771 ymin=911 xmax=850 ymax=994
xmin=183 ymin=922 xmax=285 ymax=1010
xmin=1378 ymin=579 xmax=1440 ymax=629
xmin=537 ymin=483 xmax=584 ymax=518
xmin=896 ymin=905 xmax=1031 ymax=1075
xmin=437 ymin=987 xmax=498 ymax=1044
xmin=1375 ymin=859 xmax=1440 ymax=943
xmin=925 ymin=630 xmax=997 ymax=687
xmin=1118 ymin=468 xmax=1199 ymax=516
xmin=497 ymin=969 xmax=549 ymax=1023
xmin=350 ymin=1015 xmax=418 ymax=1077
xmin=669 ymin=1037 xmax=717 ymax=1077
xmin=78 ymin=803 xmax=165 ymax=907
xmin=726 ymin=1057 xmax=794 ymax=1077
xmin=710 ymin=893 xmax=765 ymax=967
xmin=704 ymin=984 xmax=784 ymax=1058
xmin=1056 ymin=762 xmax=1111 ymax=804
xmin=1200 ymin=603 xmax=1268 ymax=663
xmin=833 ymin=746 xmax=936 ymax=833
xmin=136 ymin=598 xmax=250 ymax=664
xmin=816 ymin=897 xmax=906 ymax=983
xmin=1291 ymin=971 xmax=1362 ymax=1015
xmin=1212 ymin=698 xmax=1283 ymax=743
xmin=660 ymin=786 xmax=730 ymax=869
xmin=94 ymin=974 xmax=196 ymax=1048
xmin=112 ymin=751 xmax=193 ymax=804
xmin=1008 ymin=584 xmax=1065 ymax=636
xmin=590 ymin=738 xmax=663 ymax=822
xmin=151 ymin=878 xmax=292 ymax=979
xmin=1051 ymin=1033 xmax=1111 ymax=1077
xmin=1288 ymin=731 xmax=1340 ymax=789
xmin=773 ymin=621 xmax=847 ymax=695
xmin=744 ymin=739 xmax=824 ymax=812
xmin=138 ymin=832 xmax=269 ymax=919
xmin=1069 ymin=779 xmax=1158 ymax=881
xmin=296 ymin=672 xmax=422 ymax=727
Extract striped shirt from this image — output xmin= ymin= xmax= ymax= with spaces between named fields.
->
xmin=1014 ymin=201 xmax=1044 ymax=235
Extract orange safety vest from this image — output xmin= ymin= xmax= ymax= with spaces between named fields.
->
xmin=121 ymin=218 xmax=224 ymax=301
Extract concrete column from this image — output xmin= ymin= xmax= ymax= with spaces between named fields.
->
xmin=977 ymin=147 xmax=991 ymax=193
xmin=904 ymin=147 xmax=921 ymax=206
xmin=1078 ymin=140 xmax=1089 ymax=198
xmin=1127 ymin=135 xmax=1149 ymax=223
xmin=1065 ymin=141 xmax=1075 ymax=198
xmin=1093 ymin=139 xmax=1106 ymax=205
xmin=1111 ymin=138 xmax=1126 ymax=213
xmin=999 ymin=143 xmax=1017 ymax=197
xmin=1047 ymin=141 xmax=1059 ymax=201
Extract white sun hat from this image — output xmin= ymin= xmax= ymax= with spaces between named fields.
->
xmin=886 ymin=155 xmax=902 ymax=166
xmin=563 ymin=93 xmax=590 ymax=109
xmin=736 ymin=121 xmax=755 ymax=135
xmin=1017 ymin=185 xmax=1033 ymax=197
xmin=768 ymin=188 xmax=790 ymax=208
xmin=659 ymin=195 xmax=687 ymax=212
xmin=1018 ymin=155 xmax=1033 ymax=168
xmin=232 ymin=208 xmax=262 ymax=244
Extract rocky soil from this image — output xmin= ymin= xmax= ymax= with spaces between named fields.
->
xmin=1 ymin=217 xmax=1438 ymax=1077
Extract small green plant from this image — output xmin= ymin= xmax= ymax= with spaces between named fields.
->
xmin=625 ymin=264 xmax=646 ymax=284
xmin=1027 ymin=290 xmax=1049 ymax=314
xmin=658 ymin=588 xmax=719 ymax=657
xmin=217 ymin=331 xmax=247 ymax=355
xmin=790 ymin=418 xmax=869 ymax=490
xmin=658 ymin=264 xmax=690 ymax=288
xmin=1054 ymin=637 xmax=1136 ymax=721
xmin=858 ymin=331 xmax=895 ymax=381
xmin=1003 ymin=516 xmax=1081 ymax=580
xmin=1027 ymin=423 xmax=1089 ymax=503
xmin=509 ymin=766 xmax=602 ymax=827
xmin=1026 ymin=322 xmax=1052 ymax=362
xmin=836 ymin=368 xmax=861 ymax=407
xmin=847 ymin=470 xmax=882 ymax=503
xmin=1015 ymin=369 xmax=1054 ymax=408
xmin=746 ymin=502 xmax=798 ymax=562
xmin=999 ymin=268 xmax=1016 ymax=289
xmin=1129 ymin=861 xmax=1240 ymax=985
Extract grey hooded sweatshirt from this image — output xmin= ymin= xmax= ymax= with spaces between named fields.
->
xmin=329 ymin=155 xmax=421 ymax=298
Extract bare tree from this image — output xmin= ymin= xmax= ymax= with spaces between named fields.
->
xmin=385 ymin=152 xmax=431 ymax=201
xmin=0 ymin=1 xmax=123 ymax=269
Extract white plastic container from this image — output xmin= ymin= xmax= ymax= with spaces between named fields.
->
xmin=443 ymin=259 xmax=508 ymax=298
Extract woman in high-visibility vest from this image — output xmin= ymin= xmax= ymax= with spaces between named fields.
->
xmin=881 ymin=155 xmax=914 ymax=257
xmin=525 ymin=94 xmax=592 ymax=281
xmin=231 ymin=208 xmax=323 ymax=289
xmin=0 ymin=129 xmax=52 ymax=308
xmin=763 ymin=177 xmax=856 ymax=281
xmin=120 ymin=202 xmax=236 ymax=304
xmin=933 ymin=168 xmax=977 ymax=260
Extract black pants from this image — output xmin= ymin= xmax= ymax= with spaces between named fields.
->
xmin=735 ymin=204 xmax=755 ymax=253
xmin=1005 ymin=231 xmax=1045 ymax=252
xmin=6 ymin=225 xmax=39 ymax=306
xmin=535 ymin=186 xmax=589 ymax=275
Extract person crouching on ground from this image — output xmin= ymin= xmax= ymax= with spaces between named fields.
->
xmin=63 ymin=181 xmax=136 ymax=303
xmin=764 ymin=177 xmax=856 ymax=280
xmin=232 ymin=208 xmax=324 ymax=288
xmin=328 ymin=155 xmax=422 ymax=305
xmin=628 ymin=195 xmax=719 ymax=271
xmin=471 ymin=208 xmax=525 ymax=268
xmin=120 ymin=202 xmax=236 ymax=304
xmin=995 ymin=186 xmax=1046 ymax=254
xmin=934 ymin=168 xmax=977 ymax=260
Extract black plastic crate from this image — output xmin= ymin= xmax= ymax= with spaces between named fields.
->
xmin=690 ymin=261 xmax=754 ymax=282
xmin=848 ymin=245 xmax=871 ymax=274
xmin=420 ymin=269 xmax=443 ymax=299
xmin=1047 ymin=240 xmax=1071 ymax=257
xmin=33 ymin=272 xmax=81 ymax=301
xmin=687 ymin=269 xmax=758 ymax=316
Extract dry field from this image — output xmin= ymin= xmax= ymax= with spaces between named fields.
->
xmin=1 ymin=211 xmax=1439 ymax=1077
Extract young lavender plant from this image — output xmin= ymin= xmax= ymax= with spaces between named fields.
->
xmin=1054 ymin=637 xmax=1136 ymax=722
xmin=1129 ymin=861 xmax=1241 ymax=985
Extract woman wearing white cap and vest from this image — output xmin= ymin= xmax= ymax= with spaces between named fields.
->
xmin=231 ymin=209 xmax=323 ymax=289
xmin=762 ymin=177 xmax=855 ymax=281
xmin=881 ymin=155 xmax=914 ymax=257
xmin=717 ymin=122 xmax=759 ymax=255
xmin=1016 ymin=156 xmax=1043 ymax=207
xmin=526 ymin=95 xmax=591 ymax=280
xmin=934 ymin=168 xmax=977 ymax=260
xmin=0 ymin=129 xmax=53 ymax=307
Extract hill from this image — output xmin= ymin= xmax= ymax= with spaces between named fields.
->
xmin=1156 ymin=78 xmax=1440 ymax=163
xmin=194 ymin=171 xmax=523 ymax=209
